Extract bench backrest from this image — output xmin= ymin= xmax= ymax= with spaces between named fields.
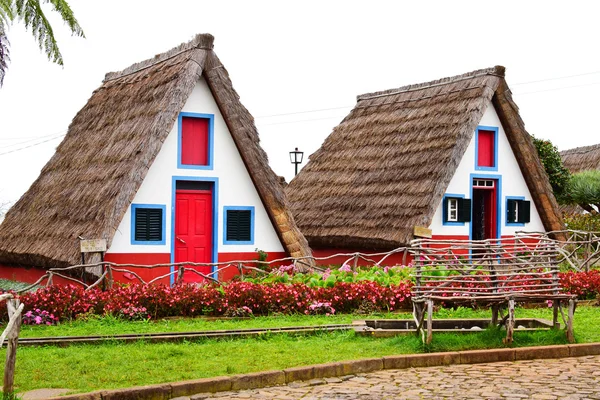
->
xmin=410 ymin=235 xmax=561 ymax=299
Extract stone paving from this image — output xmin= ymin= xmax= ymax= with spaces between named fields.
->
xmin=171 ymin=355 xmax=600 ymax=399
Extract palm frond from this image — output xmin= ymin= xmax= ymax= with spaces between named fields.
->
xmin=15 ymin=0 xmax=62 ymax=64
xmin=46 ymin=0 xmax=83 ymax=37
xmin=0 ymin=19 xmax=10 ymax=86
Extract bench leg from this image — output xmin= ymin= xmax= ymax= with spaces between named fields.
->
xmin=505 ymin=299 xmax=515 ymax=345
xmin=413 ymin=302 xmax=424 ymax=337
xmin=566 ymin=299 xmax=575 ymax=343
xmin=552 ymin=301 xmax=560 ymax=329
xmin=426 ymin=299 xmax=433 ymax=345
xmin=491 ymin=305 xmax=499 ymax=326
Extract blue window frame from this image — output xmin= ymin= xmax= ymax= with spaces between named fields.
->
xmin=131 ymin=204 xmax=166 ymax=245
xmin=474 ymin=125 xmax=499 ymax=171
xmin=177 ymin=112 xmax=215 ymax=170
xmin=442 ymin=193 xmax=469 ymax=226
xmin=223 ymin=206 xmax=255 ymax=245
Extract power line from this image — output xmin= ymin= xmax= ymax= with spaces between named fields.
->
xmin=512 ymin=69 xmax=600 ymax=86
xmin=513 ymin=81 xmax=600 ymax=96
xmin=0 ymin=130 xmax=67 ymax=149
xmin=0 ymin=135 xmax=65 ymax=156
xmin=255 ymin=105 xmax=353 ymax=119
xmin=259 ymin=115 xmax=347 ymax=127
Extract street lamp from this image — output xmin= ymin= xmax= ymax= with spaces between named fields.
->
xmin=289 ymin=147 xmax=304 ymax=176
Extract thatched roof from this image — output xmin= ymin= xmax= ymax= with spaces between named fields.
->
xmin=286 ymin=66 xmax=564 ymax=250
xmin=561 ymin=143 xmax=600 ymax=174
xmin=0 ymin=33 xmax=311 ymax=269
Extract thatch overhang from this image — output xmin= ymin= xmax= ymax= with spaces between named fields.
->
xmin=286 ymin=66 xmax=564 ymax=250
xmin=0 ymin=34 xmax=311 ymax=269
xmin=561 ymin=143 xmax=600 ymax=174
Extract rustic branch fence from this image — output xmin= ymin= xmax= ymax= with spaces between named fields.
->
xmin=0 ymin=294 xmax=23 ymax=398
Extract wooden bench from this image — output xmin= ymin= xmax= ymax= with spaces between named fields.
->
xmin=411 ymin=235 xmax=576 ymax=344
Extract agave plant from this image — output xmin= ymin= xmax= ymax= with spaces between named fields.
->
xmin=564 ymin=170 xmax=600 ymax=214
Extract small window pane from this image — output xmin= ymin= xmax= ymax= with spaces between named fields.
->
xmin=447 ymin=198 xmax=458 ymax=222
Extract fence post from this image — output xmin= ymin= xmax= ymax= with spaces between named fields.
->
xmin=106 ymin=265 xmax=114 ymax=290
xmin=176 ymin=266 xmax=185 ymax=285
xmin=4 ymin=299 xmax=22 ymax=398
xmin=237 ymin=263 xmax=243 ymax=280
xmin=353 ymin=254 xmax=359 ymax=272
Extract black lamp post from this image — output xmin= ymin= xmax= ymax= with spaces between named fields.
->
xmin=289 ymin=147 xmax=304 ymax=176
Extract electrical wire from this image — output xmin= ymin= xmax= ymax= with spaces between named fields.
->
xmin=0 ymin=134 xmax=65 ymax=156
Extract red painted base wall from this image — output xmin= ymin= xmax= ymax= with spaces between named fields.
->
xmin=0 ymin=265 xmax=74 ymax=286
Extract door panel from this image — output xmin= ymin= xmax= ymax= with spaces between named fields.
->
xmin=175 ymin=189 xmax=212 ymax=282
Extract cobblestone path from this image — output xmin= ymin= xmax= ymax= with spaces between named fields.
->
xmin=175 ymin=355 xmax=600 ymax=399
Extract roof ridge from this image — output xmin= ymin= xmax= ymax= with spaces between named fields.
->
xmin=104 ymin=33 xmax=214 ymax=82
xmin=560 ymin=143 xmax=600 ymax=155
xmin=357 ymin=65 xmax=505 ymax=101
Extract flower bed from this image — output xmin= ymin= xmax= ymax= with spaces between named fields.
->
xmin=5 ymin=280 xmax=413 ymax=323
xmin=4 ymin=268 xmax=599 ymax=324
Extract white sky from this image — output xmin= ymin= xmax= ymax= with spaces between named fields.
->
xmin=1 ymin=0 xmax=599 ymax=208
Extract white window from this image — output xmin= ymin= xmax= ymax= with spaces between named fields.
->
xmin=447 ymin=198 xmax=458 ymax=222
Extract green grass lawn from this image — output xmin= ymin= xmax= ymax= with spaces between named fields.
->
xmin=3 ymin=306 xmax=599 ymax=395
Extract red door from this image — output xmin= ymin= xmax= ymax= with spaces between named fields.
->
xmin=175 ymin=189 xmax=213 ymax=282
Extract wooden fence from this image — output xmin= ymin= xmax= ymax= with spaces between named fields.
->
xmin=10 ymin=230 xmax=600 ymax=294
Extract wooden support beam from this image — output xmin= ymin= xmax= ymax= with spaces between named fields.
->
xmin=505 ymin=299 xmax=515 ymax=344
xmin=3 ymin=299 xmax=22 ymax=397
xmin=566 ymin=299 xmax=575 ymax=343
xmin=426 ymin=299 xmax=433 ymax=345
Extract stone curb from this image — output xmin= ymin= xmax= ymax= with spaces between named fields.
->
xmin=46 ymin=342 xmax=600 ymax=400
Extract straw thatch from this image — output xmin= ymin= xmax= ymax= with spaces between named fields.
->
xmin=286 ymin=66 xmax=564 ymax=250
xmin=0 ymin=33 xmax=311 ymax=269
xmin=561 ymin=143 xmax=600 ymax=174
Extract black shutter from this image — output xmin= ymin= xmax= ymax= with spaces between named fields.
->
xmin=507 ymin=199 xmax=517 ymax=223
xmin=135 ymin=208 xmax=163 ymax=241
xmin=457 ymin=198 xmax=471 ymax=222
xmin=226 ymin=210 xmax=251 ymax=241
xmin=518 ymin=200 xmax=531 ymax=223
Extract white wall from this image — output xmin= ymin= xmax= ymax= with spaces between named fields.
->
xmin=429 ymin=100 xmax=545 ymax=236
xmin=108 ymin=77 xmax=284 ymax=255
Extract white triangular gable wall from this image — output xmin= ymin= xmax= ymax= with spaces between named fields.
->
xmin=429 ymin=100 xmax=545 ymax=236
xmin=108 ymin=77 xmax=284 ymax=255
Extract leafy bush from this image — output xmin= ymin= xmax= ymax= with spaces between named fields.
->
xmin=560 ymin=270 xmax=600 ymax=300
xmin=245 ymin=264 xmax=413 ymax=288
xmin=564 ymin=211 xmax=600 ymax=232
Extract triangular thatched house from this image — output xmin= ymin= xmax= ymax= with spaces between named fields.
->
xmin=561 ymin=143 xmax=600 ymax=174
xmin=0 ymin=34 xmax=311 ymax=283
xmin=286 ymin=66 xmax=564 ymax=262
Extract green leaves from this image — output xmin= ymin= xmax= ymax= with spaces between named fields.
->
xmin=0 ymin=0 xmax=84 ymax=86
xmin=532 ymin=136 xmax=571 ymax=200
xmin=563 ymin=170 xmax=600 ymax=213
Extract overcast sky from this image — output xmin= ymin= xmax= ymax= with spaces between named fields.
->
xmin=1 ymin=0 xmax=599 ymax=208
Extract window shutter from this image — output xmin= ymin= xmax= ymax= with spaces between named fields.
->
xmin=135 ymin=208 xmax=163 ymax=242
xmin=226 ymin=210 xmax=251 ymax=241
xmin=507 ymin=199 xmax=517 ymax=223
xmin=457 ymin=198 xmax=471 ymax=222
xmin=518 ymin=200 xmax=531 ymax=223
